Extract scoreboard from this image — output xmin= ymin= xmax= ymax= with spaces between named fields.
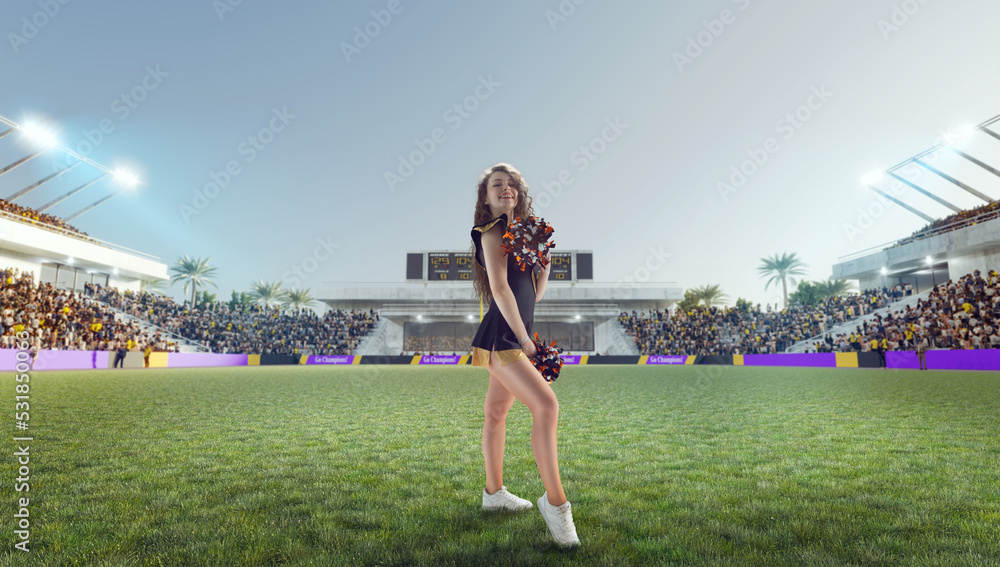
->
xmin=428 ymin=252 xmax=473 ymax=281
xmin=410 ymin=251 xmax=589 ymax=282
xmin=546 ymin=253 xmax=572 ymax=281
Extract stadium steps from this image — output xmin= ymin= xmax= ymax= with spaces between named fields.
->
xmin=603 ymin=318 xmax=640 ymax=356
xmin=785 ymin=290 xmax=932 ymax=353
xmin=89 ymin=298 xmax=209 ymax=353
xmin=353 ymin=315 xmax=387 ymax=355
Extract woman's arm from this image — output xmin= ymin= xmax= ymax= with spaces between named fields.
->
xmin=482 ymin=227 xmax=530 ymax=345
xmin=535 ymin=257 xmax=550 ymax=303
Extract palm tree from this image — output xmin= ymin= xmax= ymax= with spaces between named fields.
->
xmin=814 ymin=278 xmax=854 ymax=300
xmin=139 ymin=278 xmax=167 ymax=295
xmin=195 ymin=289 xmax=218 ymax=310
xmin=249 ymin=279 xmax=284 ymax=308
xmin=758 ymin=252 xmax=808 ymax=310
xmin=170 ymin=255 xmax=219 ymax=309
xmin=693 ymin=284 xmax=729 ymax=307
xmin=281 ymin=288 xmax=315 ymax=313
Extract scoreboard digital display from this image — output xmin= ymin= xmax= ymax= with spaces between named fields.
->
xmin=548 ymin=252 xmax=571 ymax=281
xmin=428 ymin=252 xmax=474 ymax=281
xmin=426 ymin=251 xmax=573 ymax=281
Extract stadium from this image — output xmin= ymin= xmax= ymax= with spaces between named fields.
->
xmin=3 ymin=3 xmax=1000 ymax=565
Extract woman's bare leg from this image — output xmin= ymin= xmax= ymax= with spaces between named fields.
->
xmin=488 ymin=350 xmax=566 ymax=506
xmin=483 ymin=371 xmax=515 ymax=494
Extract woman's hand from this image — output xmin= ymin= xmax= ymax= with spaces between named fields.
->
xmin=521 ymin=337 xmax=537 ymax=358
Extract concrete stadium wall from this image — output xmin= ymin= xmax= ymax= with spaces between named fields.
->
xmin=4 ymin=349 xmax=999 ymax=371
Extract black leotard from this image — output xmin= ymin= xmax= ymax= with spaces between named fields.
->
xmin=469 ymin=213 xmax=537 ymax=368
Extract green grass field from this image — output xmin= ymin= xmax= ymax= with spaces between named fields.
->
xmin=2 ymin=364 xmax=998 ymax=566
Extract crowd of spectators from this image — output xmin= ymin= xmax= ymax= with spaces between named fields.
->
xmin=802 ymin=269 xmax=1000 ymax=354
xmin=890 ymin=201 xmax=1000 ymax=249
xmin=84 ymin=283 xmax=377 ymax=355
xmin=620 ymin=285 xmax=914 ymax=356
xmin=1 ymin=268 xmax=169 ymax=355
xmin=0 ymin=198 xmax=91 ymax=239
xmin=0 ymin=270 xmax=379 ymax=356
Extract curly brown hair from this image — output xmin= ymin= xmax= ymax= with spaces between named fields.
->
xmin=470 ymin=163 xmax=535 ymax=307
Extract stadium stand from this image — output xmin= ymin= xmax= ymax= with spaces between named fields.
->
xmin=1 ymin=269 xmax=378 ymax=356
xmin=799 ymin=269 xmax=1000 ymax=353
xmin=84 ymin=283 xmax=377 ymax=355
xmin=620 ymin=275 xmax=998 ymax=355
xmin=0 ymin=198 xmax=91 ymax=239
xmin=1 ymin=267 xmax=161 ymax=353
xmin=888 ymin=200 xmax=1000 ymax=250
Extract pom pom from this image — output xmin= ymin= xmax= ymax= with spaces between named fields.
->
xmin=530 ymin=332 xmax=564 ymax=383
xmin=500 ymin=216 xmax=556 ymax=272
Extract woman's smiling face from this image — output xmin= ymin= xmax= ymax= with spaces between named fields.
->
xmin=486 ymin=170 xmax=518 ymax=215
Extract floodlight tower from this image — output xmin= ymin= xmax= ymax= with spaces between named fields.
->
xmin=0 ymin=114 xmax=142 ymax=218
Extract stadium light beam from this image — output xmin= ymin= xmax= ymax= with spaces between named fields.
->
xmin=0 ymin=149 xmax=48 ymax=178
xmin=867 ymin=186 xmax=934 ymax=222
xmin=63 ymin=188 xmax=125 ymax=222
xmin=946 ymin=146 xmax=1000 ymax=179
xmin=912 ymin=158 xmax=992 ymax=203
xmin=36 ymin=172 xmax=109 ymax=213
xmin=6 ymin=160 xmax=84 ymax=202
xmin=979 ymin=125 xmax=1000 ymax=143
xmin=886 ymin=171 xmax=961 ymax=213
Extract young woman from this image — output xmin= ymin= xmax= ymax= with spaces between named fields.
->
xmin=468 ymin=163 xmax=580 ymax=548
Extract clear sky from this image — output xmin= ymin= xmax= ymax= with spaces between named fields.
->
xmin=3 ymin=0 xmax=1000 ymax=308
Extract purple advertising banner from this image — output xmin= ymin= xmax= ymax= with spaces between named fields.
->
xmin=561 ymin=355 xmax=581 ymax=365
xmin=0 ymin=349 xmax=111 ymax=370
xmin=887 ymin=350 xmax=1000 ymax=371
xmin=927 ymin=349 xmax=1000 ymax=371
xmin=420 ymin=355 xmax=462 ymax=365
xmin=886 ymin=351 xmax=919 ymax=370
xmin=307 ymin=355 xmax=355 ymax=365
xmin=167 ymin=353 xmax=248 ymax=368
xmin=646 ymin=355 xmax=688 ymax=365
xmin=0 ymin=349 xmax=18 ymax=370
xmin=32 ymin=350 xmax=110 ymax=370
xmin=743 ymin=353 xmax=836 ymax=368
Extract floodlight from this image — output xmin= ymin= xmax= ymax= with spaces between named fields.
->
xmin=19 ymin=122 xmax=58 ymax=148
xmin=860 ymin=171 xmax=883 ymax=186
xmin=113 ymin=168 xmax=139 ymax=188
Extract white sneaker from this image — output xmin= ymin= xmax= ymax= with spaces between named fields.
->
xmin=537 ymin=492 xmax=580 ymax=548
xmin=482 ymin=485 xmax=533 ymax=511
